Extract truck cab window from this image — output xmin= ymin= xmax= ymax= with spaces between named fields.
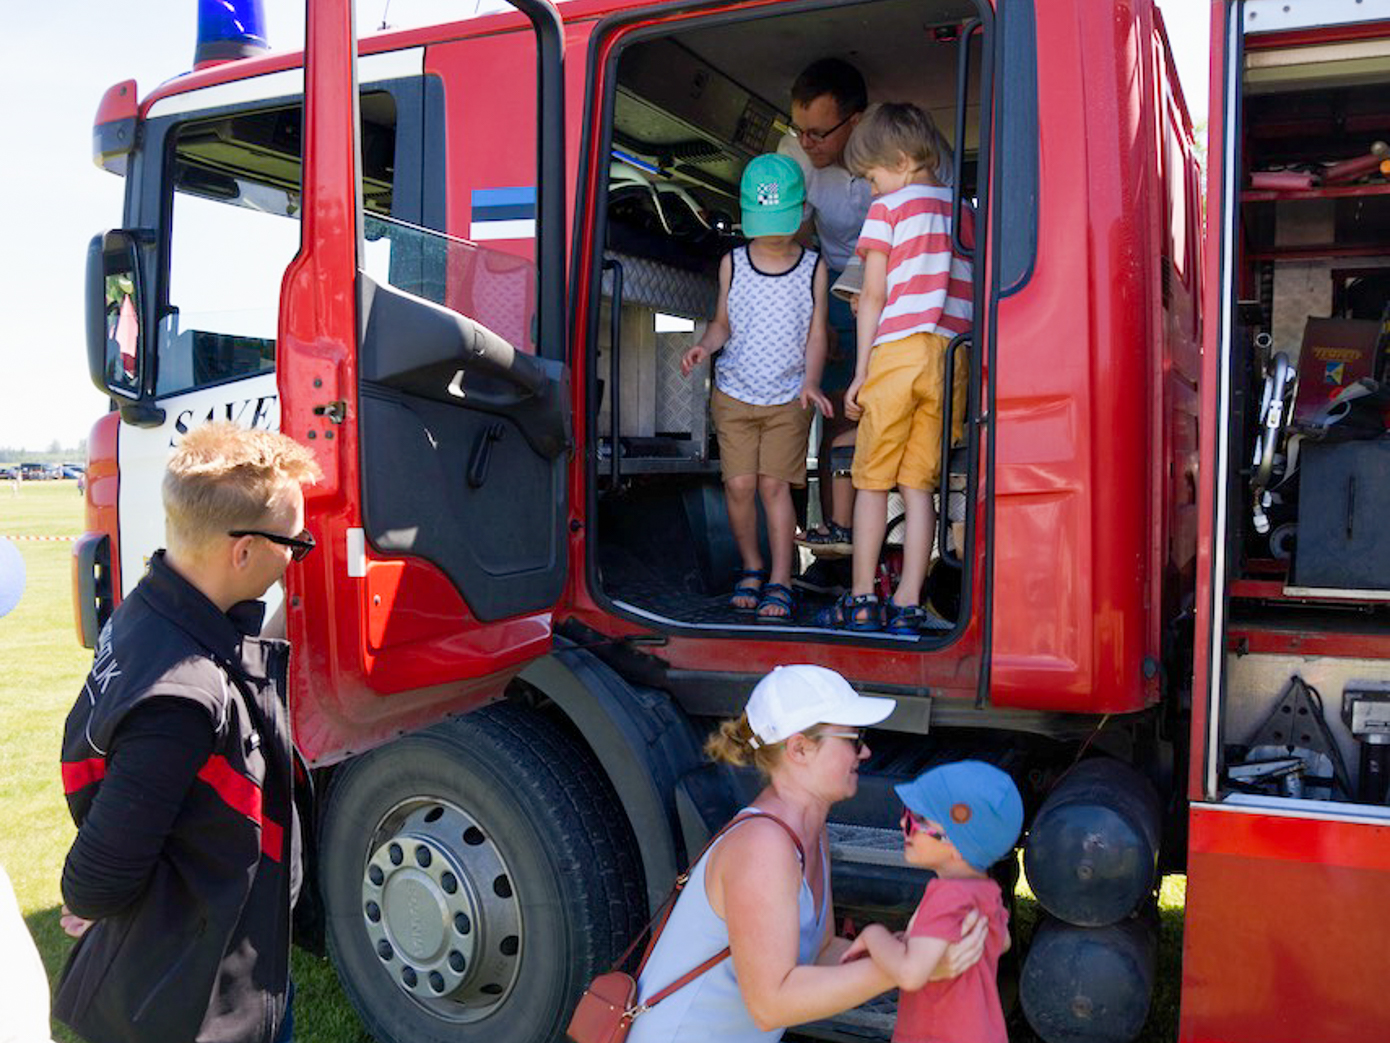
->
xmin=157 ymin=96 xmax=398 ymax=397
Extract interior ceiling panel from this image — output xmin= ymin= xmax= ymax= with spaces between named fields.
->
xmin=673 ymin=0 xmax=983 ymax=150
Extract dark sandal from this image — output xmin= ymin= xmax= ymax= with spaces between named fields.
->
xmin=884 ymin=602 xmax=927 ymax=634
xmin=814 ymin=592 xmax=882 ymax=631
xmin=804 ymin=521 xmax=853 ymax=546
xmin=885 ymin=601 xmax=952 ymax=633
xmin=802 ymin=522 xmax=853 ymax=557
xmin=730 ymin=568 xmax=767 ymax=613
xmin=756 ymin=583 xmax=796 ymax=622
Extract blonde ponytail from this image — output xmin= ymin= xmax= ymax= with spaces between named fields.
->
xmin=705 ymin=712 xmax=812 ymax=777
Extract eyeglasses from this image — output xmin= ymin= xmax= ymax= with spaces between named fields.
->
xmin=819 ymin=729 xmax=868 ymax=754
xmin=900 ymin=808 xmax=947 ymax=841
xmin=792 ymin=111 xmax=855 ymax=145
xmin=228 ymin=527 xmax=317 ymax=562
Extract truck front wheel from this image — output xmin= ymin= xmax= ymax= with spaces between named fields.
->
xmin=319 ymin=702 xmax=644 ymax=1043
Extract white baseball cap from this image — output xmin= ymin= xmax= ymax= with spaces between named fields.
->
xmin=746 ymin=665 xmax=896 ymax=748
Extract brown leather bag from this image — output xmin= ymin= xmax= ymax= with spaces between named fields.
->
xmin=565 ymin=811 xmax=804 ymax=1043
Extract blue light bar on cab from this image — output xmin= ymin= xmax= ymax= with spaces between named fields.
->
xmin=194 ymin=0 xmax=270 ymax=70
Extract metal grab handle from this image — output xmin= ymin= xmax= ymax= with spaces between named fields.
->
xmin=1251 ymin=351 xmax=1291 ymax=490
xmin=952 ymin=18 xmax=982 ymax=258
xmin=938 ymin=332 xmax=971 ymax=569
xmin=603 ymin=258 xmax=624 ymax=487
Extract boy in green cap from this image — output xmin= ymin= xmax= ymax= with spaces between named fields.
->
xmin=681 ymin=153 xmax=832 ymax=622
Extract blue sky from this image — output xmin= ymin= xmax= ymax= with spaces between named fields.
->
xmin=0 ymin=0 xmax=1210 ymax=451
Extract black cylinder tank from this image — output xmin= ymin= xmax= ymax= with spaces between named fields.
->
xmin=1020 ymin=913 xmax=1157 ymax=1043
xmin=1023 ymin=758 xmax=1161 ymax=927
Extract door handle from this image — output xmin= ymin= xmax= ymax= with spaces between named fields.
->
xmin=468 ymin=422 xmax=507 ymax=489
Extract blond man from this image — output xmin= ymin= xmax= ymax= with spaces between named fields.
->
xmin=57 ymin=422 xmax=320 ymax=1043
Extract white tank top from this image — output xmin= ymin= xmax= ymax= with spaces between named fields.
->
xmin=625 ymin=809 xmax=830 ymax=1043
xmin=715 ymin=246 xmax=821 ymax=406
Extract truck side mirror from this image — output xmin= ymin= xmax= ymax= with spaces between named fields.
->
xmin=86 ymin=230 xmax=163 ymax=426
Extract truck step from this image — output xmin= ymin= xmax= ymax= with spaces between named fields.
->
xmin=828 ymin=821 xmax=909 ymax=869
xmin=793 ymin=991 xmax=898 ymax=1041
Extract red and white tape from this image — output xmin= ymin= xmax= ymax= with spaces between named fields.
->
xmin=1 ymin=535 xmax=78 ymax=542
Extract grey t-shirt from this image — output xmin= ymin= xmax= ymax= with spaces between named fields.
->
xmin=778 ymin=129 xmax=956 ymax=272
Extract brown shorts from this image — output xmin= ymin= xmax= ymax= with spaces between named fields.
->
xmin=711 ymin=387 xmax=814 ymax=486
xmin=851 ymin=331 xmax=968 ymax=491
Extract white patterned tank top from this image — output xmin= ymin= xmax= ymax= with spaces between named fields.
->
xmin=715 ymin=246 xmax=821 ymax=406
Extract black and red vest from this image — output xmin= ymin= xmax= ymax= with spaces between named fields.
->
xmin=57 ymin=551 xmax=296 ymax=1043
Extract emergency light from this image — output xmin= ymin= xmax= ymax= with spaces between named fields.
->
xmin=194 ymin=0 xmax=270 ymax=70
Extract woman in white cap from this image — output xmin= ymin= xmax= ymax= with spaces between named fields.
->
xmin=625 ymin=664 xmax=986 ymax=1042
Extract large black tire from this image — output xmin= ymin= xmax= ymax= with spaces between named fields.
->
xmin=320 ymin=702 xmax=646 ymax=1043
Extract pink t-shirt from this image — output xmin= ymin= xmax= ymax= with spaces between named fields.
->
xmin=892 ymin=877 xmax=1009 ymax=1043
xmin=856 ymin=184 xmax=973 ymax=347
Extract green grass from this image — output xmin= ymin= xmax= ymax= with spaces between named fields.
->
xmin=0 ymin=483 xmax=365 ymax=1043
xmin=0 ymin=481 xmax=1184 ymax=1042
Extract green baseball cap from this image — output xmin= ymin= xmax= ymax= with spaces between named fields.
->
xmin=740 ymin=153 xmax=806 ymax=238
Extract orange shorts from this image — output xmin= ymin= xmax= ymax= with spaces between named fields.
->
xmin=711 ymin=387 xmax=813 ymax=486
xmin=851 ymin=331 xmax=968 ymax=491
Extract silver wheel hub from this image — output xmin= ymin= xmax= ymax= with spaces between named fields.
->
xmin=362 ymin=800 xmax=523 ymax=1020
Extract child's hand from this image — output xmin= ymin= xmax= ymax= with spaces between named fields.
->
xmin=680 ymin=345 xmax=708 ymax=378
xmin=844 ymin=377 xmax=865 ymax=421
xmin=839 ymin=933 xmax=870 ymax=964
xmin=800 ymin=384 xmax=833 ymax=418
xmin=838 ymin=923 xmax=889 ymax=964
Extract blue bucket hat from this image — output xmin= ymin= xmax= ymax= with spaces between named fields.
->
xmin=895 ymin=760 xmax=1023 ymax=872
xmin=740 ymin=153 xmax=806 ymax=238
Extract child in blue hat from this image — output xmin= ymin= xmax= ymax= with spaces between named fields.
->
xmin=681 ymin=153 xmax=833 ymax=622
xmin=841 ymin=760 xmax=1022 ymax=1043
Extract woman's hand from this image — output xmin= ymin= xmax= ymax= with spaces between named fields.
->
xmin=60 ymin=904 xmax=93 ymax=939
xmin=800 ymin=383 xmax=833 ymax=418
xmin=680 ymin=344 xmax=709 ymax=377
xmin=929 ymin=907 xmax=987 ymax=980
xmin=843 ymin=377 xmax=866 ymax=421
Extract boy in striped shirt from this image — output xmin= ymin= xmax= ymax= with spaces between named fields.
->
xmin=829 ymin=103 xmax=971 ymax=633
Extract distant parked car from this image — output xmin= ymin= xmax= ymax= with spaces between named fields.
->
xmin=0 ymin=467 xmax=16 ymax=481
xmin=19 ymin=463 xmax=48 ymax=480
xmin=62 ymin=465 xmax=86 ymax=480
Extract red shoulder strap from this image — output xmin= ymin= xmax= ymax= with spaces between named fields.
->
xmin=623 ymin=811 xmax=807 ymax=1011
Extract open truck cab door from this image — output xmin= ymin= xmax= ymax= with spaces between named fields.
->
xmin=282 ymin=0 xmax=571 ymax=761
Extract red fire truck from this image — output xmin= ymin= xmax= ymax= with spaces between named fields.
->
xmin=73 ymin=0 xmax=1390 ymax=1041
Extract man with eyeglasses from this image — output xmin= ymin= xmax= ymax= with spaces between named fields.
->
xmin=779 ymin=59 xmax=876 ymax=570
xmin=57 ymin=421 xmax=321 ymax=1043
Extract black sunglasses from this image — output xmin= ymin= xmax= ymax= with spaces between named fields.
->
xmin=792 ymin=111 xmax=855 ymax=145
xmin=228 ymin=528 xmax=317 ymax=562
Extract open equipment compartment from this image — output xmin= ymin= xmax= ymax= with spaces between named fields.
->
xmin=1218 ymin=16 xmax=1390 ymax=810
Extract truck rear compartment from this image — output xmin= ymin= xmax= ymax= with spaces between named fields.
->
xmin=1215 ymin=15 xmax=1390 ymax=812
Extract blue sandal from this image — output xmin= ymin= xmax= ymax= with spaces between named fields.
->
xmin=800 ymin=522 xmax=853 ymax=558
xmin=814 ymin=593 xmax=882 ymax=631
xmin=730 ymin=568 xmax=767 ymax=613
xmin=885 ymin=601 xmax=953 ymax=634
xmin=756 ymin=583 xmax=796 ymax=623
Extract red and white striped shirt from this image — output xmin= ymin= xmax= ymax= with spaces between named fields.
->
xmin=856 ymin=184 xmax=973 ymax=347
